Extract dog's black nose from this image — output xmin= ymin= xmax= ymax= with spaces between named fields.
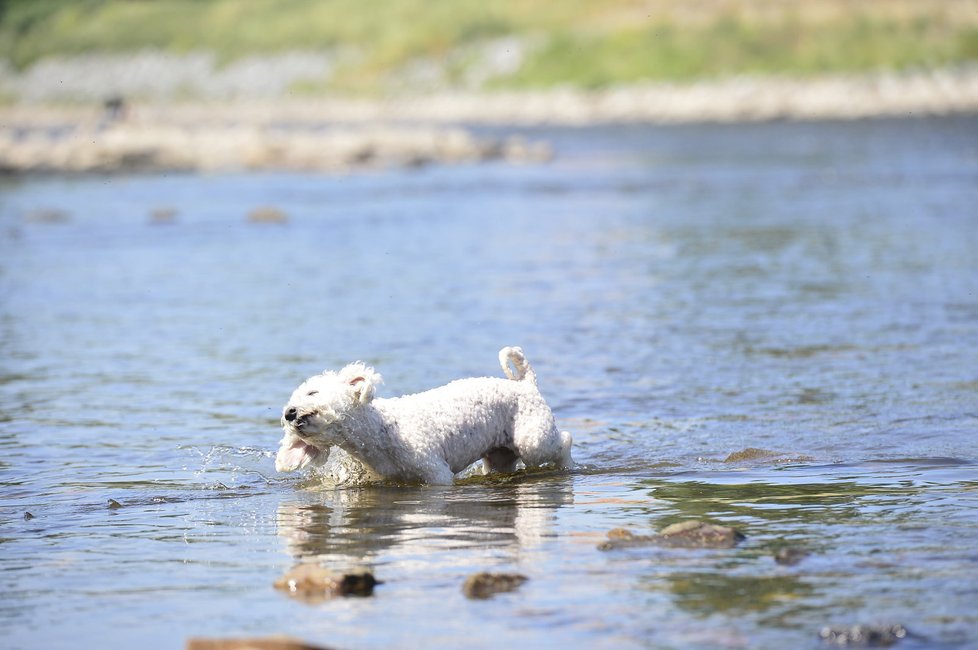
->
xmin=284 ymin=407 xmax=298 ymax=422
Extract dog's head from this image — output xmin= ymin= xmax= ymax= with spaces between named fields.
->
xmin=275 ymin=362 xmax=382 ymax=472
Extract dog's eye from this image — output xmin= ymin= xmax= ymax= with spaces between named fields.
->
xmin=307 ymin=390 xmax=319 ymax=396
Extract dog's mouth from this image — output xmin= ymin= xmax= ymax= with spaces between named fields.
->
xmin=276 ymin=437 xmax=323 ymax=472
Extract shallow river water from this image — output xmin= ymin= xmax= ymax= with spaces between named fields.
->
xmin=2 ymin=117 xmax=977 ymax=649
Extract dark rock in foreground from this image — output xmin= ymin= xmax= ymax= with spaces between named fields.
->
xmin=462 ymin=572 xmax=528 ymax=599
xmin=819 ymin=624 xmax=908 ymax=647
xmin=599 ymin=521 xmax=746 ymax=550
xmin=274 ymin=565 xmax=378 ymax=603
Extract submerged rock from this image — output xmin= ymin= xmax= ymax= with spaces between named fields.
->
xmin=598 ymin=521 xmax=746 ymax=550
xmin=462 ymin=572 xmax=528 ymax=599
xmin=774 ymin=546 xmax=811 ymax=566
xmin=819 ymin=624 xmax=908 ymax=647
xmin=273 ymin=564 xmax=378 ymax=603
xmin=186 ymin=637 xmax=334 ymax=650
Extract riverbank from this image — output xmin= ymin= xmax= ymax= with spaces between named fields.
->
xmin=1 ymin=67 xmax=975 ymax=174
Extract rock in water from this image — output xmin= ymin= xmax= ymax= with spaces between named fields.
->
xmin=462 ymin=572 xmax=528 ymax=599
xmin=598 ymin=521 xmax=746 ymax=550
xmin=774 ymin=547 xmax=811 ymax=566
xmin=819 ymin=624 xmax=908 ymax=646
xmin=273 ymin=565 xmax=378 ymax=603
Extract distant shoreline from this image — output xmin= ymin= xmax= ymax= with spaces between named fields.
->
xmin=4 ymin=68 xmax=976 ymax=128
xmin=2 ymin=68 xmax=975 ymax=174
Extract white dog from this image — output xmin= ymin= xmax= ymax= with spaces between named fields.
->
xmin=274 ymin=347 xmax=573 ymax=485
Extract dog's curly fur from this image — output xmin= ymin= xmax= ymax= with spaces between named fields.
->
xmin=275 ymin=347 xmax=573 ymax=485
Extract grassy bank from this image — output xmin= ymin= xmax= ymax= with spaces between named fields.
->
xmin=1 ymin=0 xmax=976 ymax=92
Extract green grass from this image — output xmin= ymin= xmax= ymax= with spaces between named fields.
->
xmin=1 ymin=0 xmax=976 ymax=91
xmin=509 ymin=17 xmax=978 ymax=88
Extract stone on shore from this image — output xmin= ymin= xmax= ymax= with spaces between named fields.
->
xmin=0 ymin=122 xmax=550 ymax=175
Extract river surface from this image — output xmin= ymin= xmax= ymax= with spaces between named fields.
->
xmin=1 ymin=117 xmax=977 ymax=649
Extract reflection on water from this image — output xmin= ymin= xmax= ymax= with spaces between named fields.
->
xmin=1 ymin=117 xmax=978 ymax=649
xmin=277 ymin=480 xmax=575 ymax=567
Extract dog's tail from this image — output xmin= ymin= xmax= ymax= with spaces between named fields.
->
xmin=499 ymin=346 xmax=537 ymax=385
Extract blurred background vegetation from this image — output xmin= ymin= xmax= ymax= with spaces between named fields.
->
xmin=1 ymin=0 xmax=976 ymax=93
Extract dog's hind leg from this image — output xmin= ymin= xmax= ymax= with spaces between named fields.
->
xmin=482 ymin=447 xmax=519 ymax=474
xmin=421 ymin=459 xmax=456 ymax=486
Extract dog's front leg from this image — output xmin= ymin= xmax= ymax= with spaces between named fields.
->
xmin=422 ymin=460 xmax=455 ymax=486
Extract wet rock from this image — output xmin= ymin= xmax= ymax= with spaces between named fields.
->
xmin=273 ymin=564 xmax=378 ymax=603
xmin=23 ymin=511 xmax=34 ymax=520
xmin=462 ymin=572 xmax=528 ymax=599
xmin=723 ymin=447 xmax=814 ymax=464
xmin=774 ymin=546 xmax=811 ymax=566
xmin=598 ymin=521 xmax=746 ymax=550
xmin=107 ymin=498 xmax=123 ymax=509
xmin=819 ymin=624 xmax=908 ymax=647
xmin=724 ymin=447 xmax=780 ymax=463
xmin=247 ymin=206 xmax=289 ymax=224
xmin=186 ymin=637 xmax=334 ymax=650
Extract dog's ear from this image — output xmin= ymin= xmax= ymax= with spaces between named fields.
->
xmin=339 ymin=362 xmax=382 ymax=405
